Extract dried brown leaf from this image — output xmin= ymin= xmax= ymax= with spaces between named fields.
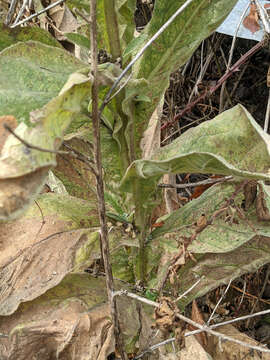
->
xmin=243 ymin=3 xmax=261 ymax=34
xmin=0 ymin=115 xmax=17 ymax=152
xmin=155 ymin=297 xmax=178 ymax=335
xmin=208 ymin=324 xmax=270 ymax=359
xmin=0 ymin=193 xmax=100 ymax=315
xmin=244 ymin=180 xmax=257 ymax=210
xmin=189 ymin=300 xmax=207 ymax=348
xmin=0 ymin=276 xmax=113 ymax=360
xmin=0 ymin=274 xmax=156 ymax=359
xmin=0 ymin=167 xmax=50 ymax=221
xmin=256 ymin=183 xmax=270 ymax=221
xmin=180 ymin=334 xmax=212 ymax=360
xmin=49 ymin=4 xmax=78 ymax=40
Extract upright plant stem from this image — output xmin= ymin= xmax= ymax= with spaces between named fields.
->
xmin=89 ymin=1 xmax=127 ymax=359
xmin=103 ymin=0 xmax=122 ymax=62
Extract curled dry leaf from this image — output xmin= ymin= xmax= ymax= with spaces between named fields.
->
xmin=243 ymin=3 xmax=261 ymax=34
xmin=155 ymin=297 xmax=182 ymax=336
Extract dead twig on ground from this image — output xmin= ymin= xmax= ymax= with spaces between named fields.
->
xmin=219 ymin=1 xmax=249 ymax=112
xmin=113 ymin=290 xmax=270 ymax=358
xmin=162 ymin=40 xmax=265 ymax=131
xmin=5 ymin=0 xmax=19 ymax=25
xmin=158 ymin=176 xmax=232 ymax=189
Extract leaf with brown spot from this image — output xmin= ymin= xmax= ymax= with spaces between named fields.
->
xmin=0 ymin=71 xmax=90 ymax=220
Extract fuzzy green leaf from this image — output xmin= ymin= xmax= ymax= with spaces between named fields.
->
xmin=0 ymin=22 xmax=62 ymax=52
xmin=0 ymin=41 xmax=86 ymax=122
xmin=124 ymin=0 xmax=238 ymax=157
xmin=121 ymin=105 xmax=270 ymax=222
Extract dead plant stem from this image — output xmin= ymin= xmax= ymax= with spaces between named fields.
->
xmin=163 ymin=40 xmax=265 ymax=130
xmin=90 ymin=1 xmax=127 ymax=359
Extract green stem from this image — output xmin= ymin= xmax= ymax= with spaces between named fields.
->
xmin=103 ymin=0 xmax=122 ymax=62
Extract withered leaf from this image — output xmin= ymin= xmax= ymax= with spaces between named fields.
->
xmin=243 ymin=3 xmax=261 ymax=34
xmin=0 ymin=115 xmax=17 ymax=152
xmin=256 ymin=184 xmax=270 ymax=221
xmin=244 ymin=180 xmax=257 ymax=211
xmin=189 ymin=300 xmax=207 ymax=348
xmin=155 ymin=297 xmax=178 ymax=334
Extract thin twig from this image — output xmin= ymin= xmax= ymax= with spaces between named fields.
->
xmin=207 ymin=279 xmax=232 ymax=325
xmin=107 ymin=73 xmax=133 ymax=103
xmin=246 ymin=264 xmax=270 ymax=327
xmin=264 ymin=89 xmax=270 ymax=132
xmin=114 ymin=290 xmax=270 ymax=356
xmin=134 ymin=338 xmax=175 ymax=359
xmin=188 ymin=44 xmax=214 ymax=101
xmin=175 ymin=276 xmax=203 ymax=302
xmin=10 ymin=0 xmax=65 ymax=28
xmin=3 ymin=123 xmax=68 ymax=154
xmin=137 ymin=307 xmax=270 ymax=358
xmin=12 ymin=0 xmax=29 ymax=26
xmin=5 ymin=123 xmax=94 ymax=170
xmin=5 ymin=0 xmax=19 ymax=25
xmin=254 ymin=0 xmax=270 ymax=34
xmin=74 ymin=8 xmax=91 ymax=24
xmin=158 ymin=176 xmax=233 ymax=189
xmin=99 ymin=0 xmax=196 ymax=116
xmin=188 ymin=308 xmax=270 ymax=337
xmin=219 ymin=1 xmax=249 ymax=112
xmin=61 ymin=143 xmax=97 ymax=176
xmin=34 ymin=200 xmax=45 ymax=241
xmin=163 ymin=40 xmax=265 ymax=130
xmin=224 ymin=63 xmax=248 ymax=109
xmin=238 ymin=279 xmax=247 ymax=311
xmin=232 ymin=284 xmax=270 ymax=305
xmin=89 ymin=1 xmax=127 ymax=359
